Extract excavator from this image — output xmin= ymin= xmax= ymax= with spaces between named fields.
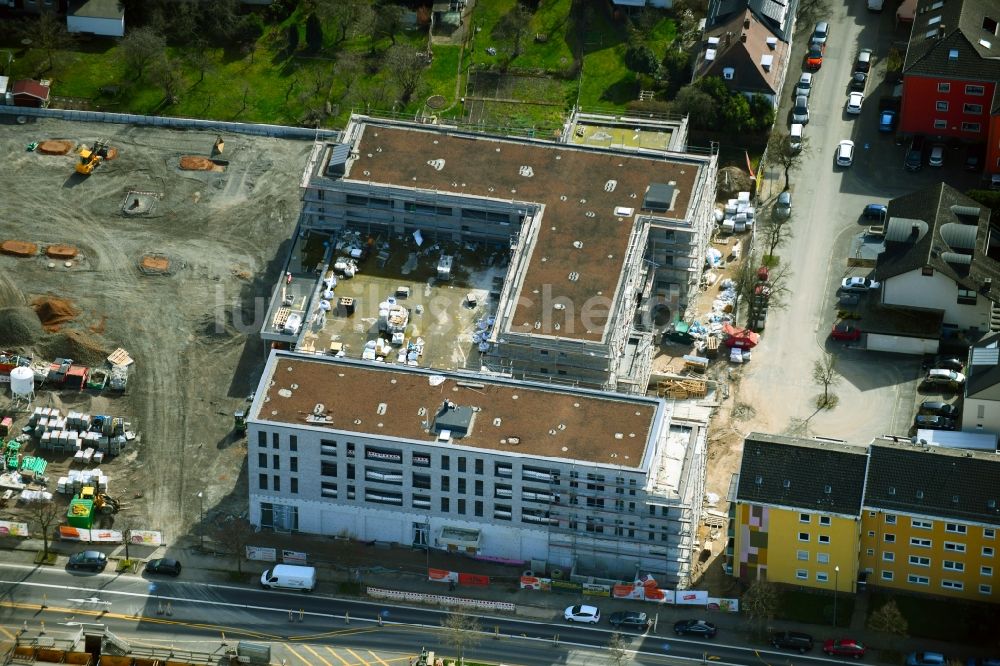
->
xmin=76 ymin=138 xmax=111 ymax=175
xmin=79 ymin=486 xmax=121 ymax=514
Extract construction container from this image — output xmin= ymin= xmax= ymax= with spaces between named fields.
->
xmin=66 ymin=499 xmax=94 ymax=529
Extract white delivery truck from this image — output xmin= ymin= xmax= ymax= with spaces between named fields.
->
xmin=260 ymin=564 xmax=316 ymax=592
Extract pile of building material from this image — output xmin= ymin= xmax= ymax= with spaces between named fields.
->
xmin=657 ymin=377 xmax=708 ymax=399
xmin=31 ymin=408 xmax=134 ymax=456
xmin=57 ymin=468 xmax=108 ymax=495
xmin=718 ymin=191 xmax=755 ymax=234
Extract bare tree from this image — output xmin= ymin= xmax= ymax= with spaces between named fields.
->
xmin=121 ymin=27 xmax=166 ymax=81
xmin=733 ymin=259 xmax=794 ymax=329
xmin=742 ymin=579 xmax=779 ymax=639
xmin=210 ymin=517 xmax=255 ymax=574
xmin=317 ymin=0 xmax=374 ymax=45
xmin=495 ymin=5 xmax=532 ymax=61
xmin=150 ymin=55 xmax=184 ymax=104
xmin=606 ymin=632 xmax=630 ymax=666
xmin=441 ymin=612 xmax=482 ymax=666
xmin=25 ymin=10 xmax=75 ymax=71
xmin=767 ymin=129 xmax=808 ymax=190
xmin=868 ymin=599 xmax=908 ymax=637
xmin=25 ymin=499 xmax=62 ymax=561
xmin=762 ymin=206 xmax=793 ymax=259
xmin=813 ymin=352 xmax=841 ymax=409
xmin=384 ymin=45 xmax=427 ymax=105
xmin=187 ymin=48 xmax=215 ymax=86
xmin=375 ymin=4 xmax=406 ymax=46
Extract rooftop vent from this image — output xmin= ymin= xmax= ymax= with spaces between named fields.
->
xmin=948 ymin=47 xmax=958 ymax=59
xmin=889 ymin=486 xmax=896 ymax=495
xmin=766 ymin=36 xmax=777 ymax=50
xmin=952 ymin=494 xmax=960 ymax=503
xmin=754 ymin=475 xmax=763 ymax=485
xmin=376 ymin=402 xmax=387 ymax=415
xmin=723 ymin=67 xmax=735 ymax=80
xmin=433 ymin=400 xmax=476 ymax=439
xmin=916 ymin=490 xmax=925 ymax=499
xmin=824 ymin=485 xmax=832 ymax=494
xmin=761 ymin=54 xmax=774 ymax=71
xmin=782 ymin=479 xmax=791 ymax=489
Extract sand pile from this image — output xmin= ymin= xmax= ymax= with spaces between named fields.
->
xmin=46 ymin=244 xmax=78 ymax=260
xmin=37 ymin=329 xmax=109 ymax=367
xmin=37 ymin=140 xmax=74 ymax=155
xmin=0 ymin=306 xmax=45 ymax=346
xmin=717 ymin=166 xmax=753 ymax=199
xmin=179 ymin=156 xmax=224 ymax=171
xmin=1 ymin=241 xmax=38 ymax=257
xmin=32 ymin=296 xmax=81 ymax=332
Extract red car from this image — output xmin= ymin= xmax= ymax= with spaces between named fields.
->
xmin=823 ymin=638 xmax=866 ymax=658
xmin=831 ymin=323 xmax=861 ymax=341
xmin=806 ymin=45 xmax=824 ymax=69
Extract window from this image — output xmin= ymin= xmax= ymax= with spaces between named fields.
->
xmin=885 ymin=534 xmax=896 ymax=543
xmin=867 ymin=548 xmax=875 ymax=556
xmin=966 ymin=84 xmax=985 ymax=96
xmin=941 ymin=580 xmax=964 ymax=591
xmin=909 ymin=555 xmax=931 ymax=567
xmin=937 ymin=82 xmax=950 ymax=92
xmin=987 ymin=529 xmax=996 ymax=539
xmin=908 ymin=574 xmax=930 ymax=585
xmin=258 ymin=453 xmax=267 ymax=468
xmin=290 ymin=457 xmax=298 ymax=473
xmin=910 ymin=537 xmax=932 ymax=548
xmin=475 ymin=459 xmax=484 ymax=475
xmin=795 ymin=569 xmax=808 ymax=580
xmin=943 ymin=560 xmax=964 ymax=571
xmin=868 ymin=531 xmax=876 ymax=538
xmin=259 ymin=474 xmax=268 ymax=490
xmin=936 ymin=100 xmax=949 ymax=111
xmin=980 ymin=405 xmax=987 ymax=419
xmin=258 ymin=432 xmax=266 ymax=448
xmin=413 ymin=453 xmax=431 ymax=467
xmin=441 ymin=476 xmax=450 ymax=492
xmin=982 ymin=566 xmax=993 ymax=577
xmin=945 ymin=523 xmax=967 ymax=534
xmin=441 ymin=455 xmax=450 ymax=471
xmin=817 ymin=553 xmax=830 ymax=564
xmin=412 ymin=473 xmax=431 ymax=490
xmin=944 ymin=541 xmax=966 ymax=553
xmin=273 ymin=476 xmax=281 ymax=492
xmin=819 ymin=535 xmax=831 ymax=544
xmin=981 ymin=584 xmax=993 ymax=595
xmin=272 ymin=432 xmax=279 ymax=449
xmin=321 ymin=482 xmax=337 ymax=498
xmin=458 ymin=457 xmax=466 ymax=473
xmin=441 ymin=497 xmax=449 ymax=512
xmin=290 ymin=478 xmax=298 ymax=494
xmin=457 ymin=499 xmax=466 ymax=514
xmin=474 ymin=480 xmax=483 ymax=497
xmin=820 ymin=516 xmax=831 ymax=526
xmin=958 ymin=288 xmax=977 ymax=304
xmin=797 ymin=550 xmax=809 ymax=561
xmin=347 ymin=463 xmax=355 ymax=480
xmin=289 ymin=436 xmax=297 ymax=451
xmin=457 ymin=478 xmax=466 ymax=494
xmin=321 ymin=461 xmax=337 ymax=477
xmin=964 ymin=103 xmax=984 ymax=114
xmin=962 ymin=122 xmax=982 ymax=132
xmin=882 ymin=570 xmax=894 ymax=581
xmin=883 ymin=552 xmax=895 ymax=561
xmin=984 ymin=547 xmax=995 ymax=557
xmin=885 ymin=515 xmax=897 ymax=525
xmin=800 ymin=513 xmax=810 ymax=523
xmin=798 ymin=532 xmax=810 ymax=542
xmin=272 ymin=454 xmax=280 ymax=470
xmin=816 ymin=572 xmax=829 ymax=582
xmin=320 ymin=439 xmax=337 ymax=455
xmin=475 ymin=501 xmax=483 ymax=517
xmin=912 ymin=519 xmax=932 ymax=529
xmin=934 ymin=119 xmax=948 ymax=129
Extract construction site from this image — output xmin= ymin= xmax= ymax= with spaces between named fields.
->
xmin=0 ymin=116 xmax=314 ymax=542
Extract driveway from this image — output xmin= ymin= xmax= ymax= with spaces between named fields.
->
xmin=737 ymin=3 xmax=934 ymax=442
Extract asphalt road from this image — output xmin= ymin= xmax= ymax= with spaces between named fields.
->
xmin=0 ymin=564 xmax=854 ymax=666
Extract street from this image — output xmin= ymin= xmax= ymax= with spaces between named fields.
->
xmin=0 ymin=564 xmax=848 ymax=666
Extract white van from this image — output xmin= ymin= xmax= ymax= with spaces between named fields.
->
xmin=790 ymin=124 xmax=804 ymax=153
xmin=260 ymin=564 xmax=316 ymax=592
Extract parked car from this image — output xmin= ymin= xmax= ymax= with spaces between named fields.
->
xmin=929 ymin=143 xmax=945 ymax=167
xmin=775 ymin=191 xmax=792 ymax=217
xmin=145 ymin=558 xmax=182 ymax=576
xmin=862 ymin=203 xmax=887 ymax=220
xmin=922 ymin=355 xmax=964 ymax=372
xmin=68 ymin=550 xmax=108 ymax=572
xmin=918 ymin=401 xmax=960 ymax=417
xmin=811 ymin=21 xmax=830 ymax=46
xmin=905 ymin=135 xmax=926 ymax=171
xmin=914 ymin=414 xmax=956 ymax=430
xmin=771 ymin=631 xmax=814 ymax=653
xmin=879 ymin=109 xmax=897 ymax=132
xmin=793 ymin=95 xmax=810 ymax=124
xmin=965 ymin=144 xmax=984 ymax=171
xmin=850 ymin=71 xmax=868 ymax=91
xmin=836 ymin=140 xmax=855 ymax=167
xmin=824 ymin=638 xmax=867 ymax=658
xmin=923 ymin=369 xmax=966 ymax=390
xmin=673 ymin=619 xmax=717 ymax=638
xmin=806 ymin=46 xmax=824 ymax=69
xmin=564 ymin=605 xmax=600 ymax=623
xmin=796 ymin=72 xmax=813 ymax=98
xmin=846 ymin=92 xmax=864 ymax=115
xmin=854 ymin=48 xmax=873 ymax=72
xmin=609 ymin=611 xmax=650 ymax=630
xmin=907 ymin=653 xmax=946 ymax=666
xmin=966 ymin=658 xmax=1000 ymax=666
xmin=831 ymin=323 xmax=862 ymax=341
xmin=841 ymin=277 xmax=880 ymax=292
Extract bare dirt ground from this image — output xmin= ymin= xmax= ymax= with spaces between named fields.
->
xmin=0 ymin=117 xmax=313 ymax=542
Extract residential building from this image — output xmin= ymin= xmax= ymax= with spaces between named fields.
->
xmin=66 ymin=0 xmax=124 ymax=36
xmin=963 ymin=332 xmax=1000 ymax=433
xmin=296 ymin=114 xmax=718 ymax=394
xmin=693 ymin=9 xmax=792 ymax=108
xmin=859 ymin=439 xmax=1000 ymax=602
xmin=706 ymin=0 xmax=799 ymax=44
xmin=873 ymin=182 xmax=998 ymax=340
xmin=899 ymin=0 xmax=1000 ymax=172
xmin=246 ymin=349 xmax=708 ymax=586
xmin=729 ymin=433 xmax=867 ymax=592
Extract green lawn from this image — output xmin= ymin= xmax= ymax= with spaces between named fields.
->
xmin=868 ymin=591 xmax=1000 ymax=644
xmin=773 ymin=589 xmax=854 ymax=627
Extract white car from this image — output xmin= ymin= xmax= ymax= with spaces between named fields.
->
xmin=841 ymin=277 xmax=881 ymax=292
xmin=564 ymin=604 xmax=601 ymax=623
xmin=846 ymin=92 xmax=864 ymax=115
xmin=836 ymin=140 xmax=855 ymax=167
xmin=795 ymin=72 xmax=813 ymax=98
xmin=792 ymin=95 xmax=810 ymax=124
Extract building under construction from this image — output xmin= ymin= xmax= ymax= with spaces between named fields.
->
xmin=297 ymin=113 xmax=719 ymax=394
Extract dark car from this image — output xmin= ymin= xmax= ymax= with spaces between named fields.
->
xmin=831 ymin=323 xmax=862 ymax=341
xmin=905 ymin=135 xmax=926 ymax=171
xmin=862 ymin=203 xmax=887 ymax=220
xmin=771 ymin=630 xmax=814 ymax=653
xmin=674 ymin=619 xmax=717 ymax=638
xmin=68 ymin=550 xmax=108 ymax=572
xmin=609 ymin=611 xmax=650 ymax=630
xmin=850 ymin=71 xmax=867 ymax=91
xmin=922 ymin=355 xmax=965 ymax=372
xmin=915 ymin=414 xmax=956 ymax=430
xmin=918 ymin=401 xmax=960 ymax=418
xmin=966 ymin=144 xmax=985 ymax=172
xmin=145 ymin=558 xmax=182 ymax=576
